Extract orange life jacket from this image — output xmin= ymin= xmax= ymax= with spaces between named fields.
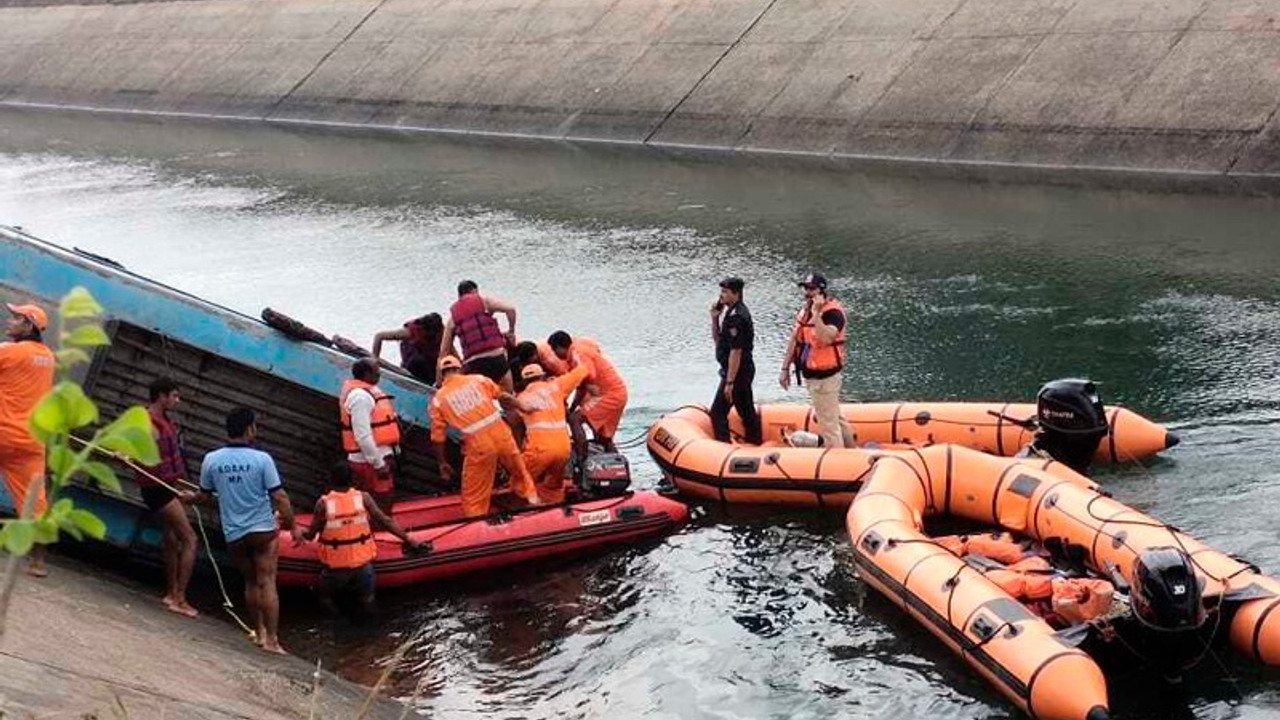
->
xmin=429 ymin=374 xmax=504 ymax=445
xmin=1051 ymin=577 xmax=1115 ymax=625
xmin=795 ymin=299 xmax=847 ymax=374
xmin=317 ymin=488 xmax=378 ymax=570
xmin=966 ymin=532 xmax=1029 ymax=565
xmin=340 ymin=379 xmax=401 ymax=454
xmin=986 ymin=567 xmax=1055 ymax=600
xmin=936 ymin=531 xmax=1030 ymax=564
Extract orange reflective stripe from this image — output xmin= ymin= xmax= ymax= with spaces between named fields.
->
xmin=459 ymin=411 xmax=503 ymax=435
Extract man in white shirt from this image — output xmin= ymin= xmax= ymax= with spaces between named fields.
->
xmin=339 ymin=359 xmax=402 ymax=511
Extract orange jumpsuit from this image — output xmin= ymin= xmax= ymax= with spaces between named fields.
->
xmin=517 ymin=365 xmax=590 ymax=504
xmin=535 ymin=341 xmax=569 ymax=377
xmin=430 ymin=373 xmax=538 ymax=517
xmin=568 ymin=338 xmax=629 ymax=439
xmin=0 ymin=340 xmax=55 ymax=516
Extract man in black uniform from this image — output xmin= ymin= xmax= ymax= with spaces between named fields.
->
xmin=709 ymin=277 xmax=763 ymax=445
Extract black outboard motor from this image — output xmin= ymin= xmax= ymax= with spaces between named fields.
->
xmin=1031 ymin=378 xmax=1108 ymax=473
xmin=575 ymin=449 xmax=632 ymax=498
xmin=1118 ymin=546 xmax=1211 ymax=679
xmin=1131 ymin=547 xmax=1206 ymax=633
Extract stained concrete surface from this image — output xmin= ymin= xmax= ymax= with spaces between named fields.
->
xmin=0 ymin=554 xmax=401 ymax=720
xmin=2 ymin=0 xmax=1280 ymax=184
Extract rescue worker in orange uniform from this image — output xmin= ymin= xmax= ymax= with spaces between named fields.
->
xmin=430 ymin=356 xmax=540 ymax=517
xmin=439 ymin=280 xmax=519 ymax=391
xmin=516 ymin=362 xmax=591 ymax=504
xmin=339 ymin=358 xmax=402 ymax=511
xmin=547 ymin=331 xmax=629 ymax=455
xmin=0 ymin=303 xmax=56 ymax=578
xmin=301 ymin=462 xmax=424 ymax=617
xmin=509 ymin=340 xmax=568 ymax=391
xmin=779 ymin=272 xmax=856 ymax=449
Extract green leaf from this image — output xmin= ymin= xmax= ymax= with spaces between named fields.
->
xmin=5 ymin=521 xmax=35 ymax=556
xmin=56 ymin=348 xmax=92 ymax=368
xmin=29 ymin=382 xmax=99 ymax=439
xmin=63 ymin=324 xmax=110 ymax=348
xmin=80 ymin=461 xmax=121 ymax=493
xmin=67 ymin=510 xmax=106 ymax=540
xmin=60 ymin=287 xmax=103 ymax=319
xmin=46 ymin=444 xmax=76 ymax=479
xmin=98 ymin=407 xmax=159 ymax=465
xmin=48 ymin=498 xmax=73 ymax=521
xmin=33 ymin=518 xmax=59 ymax=545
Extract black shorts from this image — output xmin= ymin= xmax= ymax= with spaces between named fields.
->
xmin=464 ymin=353 xmax=509 ymax=383
xmin=321 ymin=564 xmax=376 ymax=597
xmin=140 ymin=484 xmax=178 ymax=512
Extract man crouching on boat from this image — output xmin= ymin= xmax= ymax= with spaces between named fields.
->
xmin=299 ymin=462 xmax=424 ymax=618
xmin=184 ymin=408 xmax=300 ymax=655
xmin=430 ymin=356 xmax=541 ymax=517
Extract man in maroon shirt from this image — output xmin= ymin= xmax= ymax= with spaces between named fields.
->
xmin=139 ymin=377 xmax=198 ymax=618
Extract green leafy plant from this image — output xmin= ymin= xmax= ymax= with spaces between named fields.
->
xmin=0 ymin=287 xmax=158 ymax=624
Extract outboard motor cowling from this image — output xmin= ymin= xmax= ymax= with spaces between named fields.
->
xmin=1131 ymin=547 xmax=1206 ymax=633
xmin=1032 ymin=378 xmax=1108 ymax=473
xmin=575 ymin=451 xmax=632 ymax=498
xmin=1109 ymin=546 xmax=1212 ymax=679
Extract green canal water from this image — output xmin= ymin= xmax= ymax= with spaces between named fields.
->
xmin=1 ymin=109 xmax=1279 ymax=719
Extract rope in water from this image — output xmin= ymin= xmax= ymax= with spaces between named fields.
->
xmin=67 ymin=436 xmax=257 ymax=639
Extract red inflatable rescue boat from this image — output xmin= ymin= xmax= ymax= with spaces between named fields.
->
xmin=278 ymin=491 xmax=687 ymax=589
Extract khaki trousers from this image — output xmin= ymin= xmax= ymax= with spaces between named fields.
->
xmin=805 ymin=374 xmax=855 ymax=449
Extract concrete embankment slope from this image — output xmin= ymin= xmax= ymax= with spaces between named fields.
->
xmin=2 ymin=0 xmax=1280 ymax=180
xmin=0 ymin=556 xmax=401 ymax=719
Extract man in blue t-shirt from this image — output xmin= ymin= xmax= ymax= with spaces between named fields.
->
xmin=184 ymin=407 xmax=300 ymax=655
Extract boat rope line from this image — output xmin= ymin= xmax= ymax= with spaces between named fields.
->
xmin=191 ymin=505 xmax=257 ymax=639
xmin=66 ymin=436 xmax=258 ymax=640
xmin=1078 ymin=461 xmax=1255 ymax=589
xmin=615 ymin=428 xmax=651 ymax=449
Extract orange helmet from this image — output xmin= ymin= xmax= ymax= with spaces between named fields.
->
xmin=520 ymin=363 xmax=545 ymax=381
xmin=437 ymin=355 xmax=462 ymax=372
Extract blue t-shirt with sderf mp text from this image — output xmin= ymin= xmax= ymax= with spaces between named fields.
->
xmin=199 ymin=443 xmax=283 ymax=543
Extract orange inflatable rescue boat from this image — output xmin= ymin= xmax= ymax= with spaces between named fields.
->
xmin=648 ymin=380 xmax=1177 ymax=506
xmin=847 ymin=443 xmax=1280 ymax=720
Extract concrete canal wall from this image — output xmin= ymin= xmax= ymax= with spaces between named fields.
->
xmin=2 ymin=0 xmax=1280 ymax=180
